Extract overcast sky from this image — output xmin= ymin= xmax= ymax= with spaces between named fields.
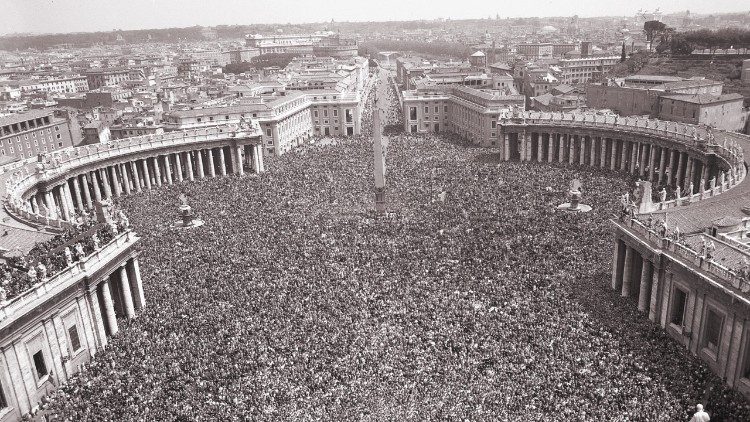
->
xmin=3 ymin=0 xmax=748 ymax=35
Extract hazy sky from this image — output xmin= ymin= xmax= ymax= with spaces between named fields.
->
xmin=3 ymin=0 xmax=748 ymax=35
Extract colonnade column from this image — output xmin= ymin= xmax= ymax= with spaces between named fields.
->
xmin=127 ymin=258 xmax=146 ymax=309
xmin=235 ymin=146 xmax=245 ymax=175
xmin=196 ymin=150 xmax=205 ymax=179
xmin=92 ymin=171 xmax=103 ymax=201
xmin=621 ymin=245 xmax=633 ymax=297
xmin=87 ymin=288 xmax=108 ymax=349
xmin=667 ymin=150 xmax=676 ymax=186
xmin=637 ymin=258 xmax=652 ymax=312
xmin=120 ymin=164 xmax=131 ymax=195
xmin=164 ymin=155 xmax=174 ymax=184
xmin=699 ymin=163 xmax=707 ymax=192
xmin=151 ymin=158 xmax=162 ymax=187
xmin=687 ymin=157 xmax=697 ymax=193
xmin=675 ymin=152 xmax=685 ymax=190
xmin=568 ymin=135 xmax=575 ymax=165
xmin=658 ymin=147 xmax=668 ymax=185
xmin=589 ymin=136 xmax=597 ymax=167
xmin=218 ymin=148 xmax=227 ymax=176
xmin=100 ymin=168 xmax=112 ymax=199
xmin=599 ymin=137 xmax=606 ymax=168
xmin=100 ymin=278 xmax=118 ymax=336
xmin=186 ymin=152 xmax=195 ymax=181
xmin=546 ymin=134 xmax=554 ymax=163
xmin=174 ymin=153 xmax=183 ymax=183
xmin=558 ymin=134 xmax=565 ymax=163
xmin=72 ymin=178 xmax=83 ymax=211
xmin=207 ymin=149 xmax=216 ymax=177
xmin=639 ymin=143 xmax=648 ymax=178
xmin=647 ymin=145 xmax=656 ymax=182
xmin=81 ymin=174 xmax=93 ymax=209
xmin=629 ymin=142 xmax=638 ymax=174
xmin=141 ymin=159 xmax=152 ymax=190
xmin=130 ymin=162 xmax=142 ymax=193
xmin=57 ymin=185 xmax=71 ymax=221
xmin=619 ymin=140 xmax=628 ymax=171
xmin=609 ymin=139 xmax=617 ymax=171
xmin=648 ymin=267 xmax=661 ymax=322
xmin=110 ymin=166 xmax=121 ymax=197
xmin=579 ymin=136 xmax=586 ymax=166
xmin=119 ymin=265 xmax=136 ymax=320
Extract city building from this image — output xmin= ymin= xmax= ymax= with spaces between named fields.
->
xmin=0 ymin=110 xmax=79 ymax=159
xmin=402 ymin=84 xmax=525 ymax=143
xmin=558 ymin=55 xmax=620 ymax=84
xmin=85 ymin=69 xmax=131 ymax=90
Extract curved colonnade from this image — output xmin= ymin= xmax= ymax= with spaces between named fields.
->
xmin=4 ymin=125 xmax=265 ymax=230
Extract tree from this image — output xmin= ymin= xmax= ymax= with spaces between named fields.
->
xmin=643 ymin=20 xmax=667 ymax=50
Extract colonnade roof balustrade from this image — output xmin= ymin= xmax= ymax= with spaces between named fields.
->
xmin=1 ymin=124 xmax=262 ymax=236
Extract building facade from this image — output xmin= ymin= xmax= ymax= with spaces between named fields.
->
xmin=0 ymin=110 xmax=78 ymax=160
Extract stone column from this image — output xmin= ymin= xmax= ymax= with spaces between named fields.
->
xmin=568 ymin=135 xmax=575 ymax=164
xmin=687 ymin=157 xmax=697 ymax=193
xmin=164 ymin=155 xmax=174 ymax=184
xmin=30 ymin=195 xmax=39 ymax=214
xmin=629 ymin=142 xmax=638 ymax=174
xmin=527 ymin=134 xmax=533 ymax=161
xmin=99 ymin=168 xmax=112 ymax=199
xmin=92 ymin=171 xmax=103 ymax=201
xmin=110 ymin=166 xmax=121 ymax=197
xmin=70 ymin=178 xmax=83 ymax=212
xmin=218 ymin=147 xmax=227 ymax=176
xmin=639 ymin=143 xmax=648 ymax=178
xmin=148 ymin=158 xmax=159 ymax=187
xmin=519 ymin=132 xmax=527 ymax=162
xmin=257 ymin=145 xmax=265 ymax=172
xmin=174 ymin=153 xmax=184 ymax=182
xmin=675 ymin=152 xmax=685 ymax=189
xmin=235 ymin=146 xmax=245 ymax=175
xmin=667 ymin=150 xmax=675 ymax=186
xmin=699 ymin=162 xmax=707 ymax=192
xmin=120 ymin=164 xmax=131 ymax=194
xmin=589 ymin=136 xmax=597 ymax=166
xmin=658 ymin=147 xmax=668 ymax=185
xmin=81 ymin=173 xmax=93 ymax=209
xmin=141 ymin=159 xmax=152 ymax=190
xmin=600 ymin=137 xmax=607 ymax=168
xmin=44 ymin=190 xmax=57 ymax=219
xmin=556 ymin=134 xmax=563 ymax=163
xmin=119 ymin=265 xmax=135 ymax=320
xmin=207 ymin=149 xmax=216 ymax=177
xmin=610 ymin=139 xmax=617 ymax=171
xmin=196 ymin=150 xmax=205 ymax=178
xmin=536 ymin=134 xmax=543 ymax=162
xmin=647 ymin=145 xmax=656 ymax=182
xmin=547 ymin=133 xmax=554 ymax=163
xmin=619 ymin=140 xmax=628 ymax=171
xmin=648 ymin=267 xmax=660 ymax=322
xmin=186 ymin=152 xmax=195 ymax=181
xmin=100 ymin=278 xmax=118 ymax=336
xmin=87 ymin=290 xmax=108 ymax=349
xmin=638 ymin=258 xmax=652 ymax=312
xmin=129 ymin=258 xmax=146 ymax=309
xmin=57 ymin=185 xmax=71 ymax=221
xmin=579 ymin=136 xmax=586 ymax=166
xmin=130 ymin=161 xmax=142 ymax=193
xmin=621 ymin=246 xmax=633 ymax=297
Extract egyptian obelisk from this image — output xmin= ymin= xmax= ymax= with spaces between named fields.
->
xmin=373 ymin=74 xmax=387 ymax=213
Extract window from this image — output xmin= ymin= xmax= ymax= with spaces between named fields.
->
xmin=68 ymin=325 xmax=82 ymax=353
xmin=670 ymin=287 xmax=688 ymax=326
xmin=266 ymin=128 xmax=271 ymax=137
xmin=491 ymin=121 xmax=497 ymax=129
xmin=333 ymin=110 xmax=338 ymax=117
xmin=444 ymin=105 xmax=448 ymax=113
xmin=33 ymin=350 xmax=48 ymax=380
xmin=424 ymin=106 xmax=429 ymax=114
xmin=434 ymin=106 xmax=439 ymax=113
xmin=703 ymin=308 xmax=723 ymax=354
xmin=314 ymin=110 xmax=318 ymax=118
xmin=410 ymin=107 xmax=417 ymax=121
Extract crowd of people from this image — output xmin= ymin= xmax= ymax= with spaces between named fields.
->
xmin=38 ymin=127 xmax=750 ymax=420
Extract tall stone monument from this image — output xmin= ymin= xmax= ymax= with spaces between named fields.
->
xmin=373 ymin=89 xmax=387 ymax=213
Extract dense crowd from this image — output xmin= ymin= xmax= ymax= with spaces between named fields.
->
xmin=39 ymin=129 xmax=750 ymax=420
